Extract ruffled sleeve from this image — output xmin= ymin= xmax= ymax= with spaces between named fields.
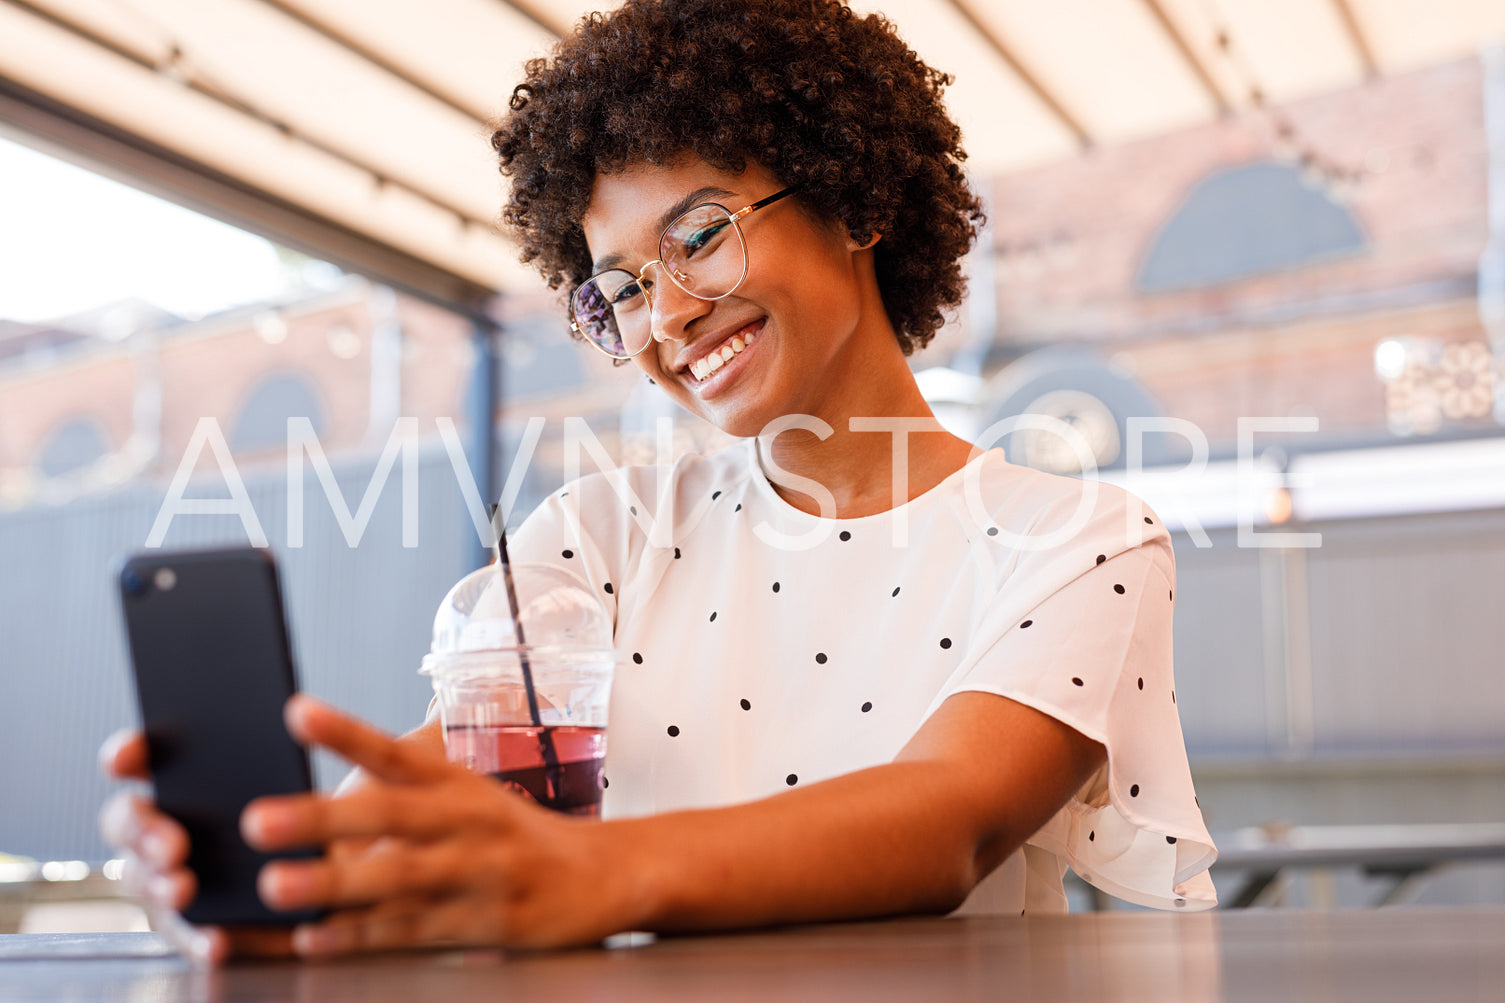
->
xmin=931 ymin=491 xmax=1217 ymax=911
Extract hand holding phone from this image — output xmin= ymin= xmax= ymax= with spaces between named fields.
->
xmin=116 ymin=547 xmax=320 ymax=926
xmin=98 ymin=730 xmax=302 ymax=964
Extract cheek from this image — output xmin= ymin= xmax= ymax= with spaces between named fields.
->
xmin=781 ymin=246 xmax=864 ymax=326
xmin=785 ymin=224 xmax=862 ymax=291
xmin=749 ymin=233 xmax=854 ymax=314
xmin=632 ymin=353 xmax=666 ymax=383
xmin=632 ymin=349 xmax=692 ymax=405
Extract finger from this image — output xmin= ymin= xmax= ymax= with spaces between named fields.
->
xmin=291 ymin=896 xmax=437 ymax=957
xmin=166 ymin=920 xmax=299 ymax=967
xmin=119 ymin=847 xmax=197 ymax=914
xmin=145 ymin=905 xmax=298 ymax=968
xmin=325 ymin=835 xmax=379 ymax=864
xmin=146 ymin=906 xmax=224 ymax=967
xmin=100 ymin=729 xmax=150 ymax=782
xmin=145 ymin=867 xmax=198 ymax=913
xmin=244 ymin=781 xmax=510 ymax=852
xmin=291 ymin=893 xmax=507 ymax=957
xmin=259 ymin=838 xmax=486 ymax=911
xmin=220 ymin=925 xmax=298 ymax=961
xmin=118 ymin=852 xmax=150 ymax=899
xmin=100 ymin=793 xmax=189 ymax=870
xmin=284 ymin=695 xmax=452 ymax=786
xmin=99 ymin=791 xmax=143 ymax=851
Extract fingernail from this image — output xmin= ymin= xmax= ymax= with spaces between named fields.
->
xmin=243 ymin=804 xmax=284 ymax=845
xmin=97 ymin=734 xmax=120 ymax=775
xmin=148 ymin=873 xmax=176 ymax=905
xmin=141 ymin=830 xmax=169 ymax=865
xmin=266 ymin=863 xmax=308 ymax=902
xmin=188 ymin=929 xmax=213 ymax=961
xmin=293 ymin=924 xmax=338 ymax=955
xmin=241 ymin=807 xmax=266 ymax=845
xmin=285 ymin=695 xmax=316 ymax=735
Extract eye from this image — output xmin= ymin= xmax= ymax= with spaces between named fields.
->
xmin=599 ymin=274 xmax=646 ymax=308
xmin=680 ymin=219 xmax=731 ymax=257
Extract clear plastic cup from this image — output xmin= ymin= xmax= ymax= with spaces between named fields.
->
xmin=421 ymin=563 xmax=615 ymax=816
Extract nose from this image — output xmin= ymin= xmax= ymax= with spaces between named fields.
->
xmin=644 ymin=261 xmax=712 ymax=343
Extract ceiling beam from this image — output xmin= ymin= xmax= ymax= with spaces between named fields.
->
xmin=493 ymin=0 xmax=570 ymax=39
xmin=0 ymin=0 xmax=496 ymax=230
xmin=1136 ymin=0 xmax=1233 ymax=115
xmin=941 ymin=0 xmax=1093 ymax=149
xmin=250 ymin=0 xmax=495 ymax=124
xmin=1330 ymin=0 xmax=1380 ymax=79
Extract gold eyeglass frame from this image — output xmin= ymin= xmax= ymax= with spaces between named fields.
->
xmin=569 ymin=186 xmax=800 ymax=360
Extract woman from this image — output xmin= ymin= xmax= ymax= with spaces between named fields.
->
xmin=101 ymin=0 xmax=1215 ymax=962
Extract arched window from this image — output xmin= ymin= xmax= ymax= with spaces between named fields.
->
xmin=35 ymin=416 xmax=111 ymax=478
xmin=980 ymin=347 xmax=1181 ymax=475
xmin=1137 ymin=161 xmax=1366 ymax=292
xmin=230 ymin=373 xmax=326 ymax=453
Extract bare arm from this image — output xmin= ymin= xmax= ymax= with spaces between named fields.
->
xmin=620 ymin=691 xmax=1104 ymax=931
xmin=243 ymin=691 xmax=1104 ymax=953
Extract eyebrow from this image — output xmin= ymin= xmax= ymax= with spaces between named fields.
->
xmin=591 ymin=185 xmax=737 ymax=273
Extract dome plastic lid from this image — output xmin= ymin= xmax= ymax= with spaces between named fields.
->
xmin=423 ymin=562 xmax=614 ymax=661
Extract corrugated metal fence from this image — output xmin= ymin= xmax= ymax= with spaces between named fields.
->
xmin=1 ymin=447 xmax=476 ymax=860
xmin=1170 ymin=506 xmax=1505 ymax=759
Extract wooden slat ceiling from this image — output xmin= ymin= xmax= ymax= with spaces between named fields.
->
xmin=1 ymin=0 xmax=1502 ymax=303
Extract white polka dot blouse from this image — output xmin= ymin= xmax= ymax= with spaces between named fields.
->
xmin=511 ymin=439 xmax=1217 ymax=913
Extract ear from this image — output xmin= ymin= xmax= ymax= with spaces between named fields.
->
xmin=847 ymin=230 xmax=882 ymax=252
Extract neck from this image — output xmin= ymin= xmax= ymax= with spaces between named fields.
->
xmin=760 ymin=346 xmax=976 ymax=518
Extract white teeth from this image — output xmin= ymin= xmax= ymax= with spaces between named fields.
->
xmin=689 ymin=327 xmax=762 ymax=382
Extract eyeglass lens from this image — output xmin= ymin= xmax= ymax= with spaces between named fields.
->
xmin=572 ymin=203 xmax=748 ymax=358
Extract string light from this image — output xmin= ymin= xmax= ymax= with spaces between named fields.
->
xmin=117 ymin=0 xmax=486 ymax=230
xmin=1197 ymin=0 xmax=1367 ymax=201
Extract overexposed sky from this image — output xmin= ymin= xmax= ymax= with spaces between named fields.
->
xmin=0 ymin=134 xmax=296 ymax=324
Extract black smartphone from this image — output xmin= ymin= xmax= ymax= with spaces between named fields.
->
xmin=117 ymin=546 xmax=320 ymax=926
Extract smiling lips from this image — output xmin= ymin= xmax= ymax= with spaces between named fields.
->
xmin=687 ymin=324 xmax=760 ymax=382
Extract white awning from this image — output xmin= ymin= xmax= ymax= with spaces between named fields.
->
xmin=2 ymin=0 xmax=1502 ymax=305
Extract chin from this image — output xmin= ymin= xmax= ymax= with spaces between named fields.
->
xmin=704 ymin=404 xmax=809 ymax=442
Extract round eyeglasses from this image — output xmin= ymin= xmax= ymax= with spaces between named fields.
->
xmin=569 ymin=187 xmax=799 ymax=359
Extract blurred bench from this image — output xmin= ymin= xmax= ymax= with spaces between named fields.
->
xmin=1211 ymin=822 xmax=1505 ymax=908
xmin=0 ymin=858 xmax=144 ymax=934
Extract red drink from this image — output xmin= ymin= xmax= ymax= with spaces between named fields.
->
xmin=442 ymin=723 xmax=605 ymax=816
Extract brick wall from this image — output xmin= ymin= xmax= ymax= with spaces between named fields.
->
xmin=985 ymin=57 xmax=1488 ymax=340
xmin=979 ymin=56 xmax=1495 ymax=451
xmin=0 ymin=284 xmax=478 ymax=506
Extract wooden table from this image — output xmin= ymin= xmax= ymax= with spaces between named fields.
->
xmin=2 ymin=907 xmax=1501 ymax=1002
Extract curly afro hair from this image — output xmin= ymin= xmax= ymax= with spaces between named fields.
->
xmin=491 ymin=0 xmax=984 ymax=355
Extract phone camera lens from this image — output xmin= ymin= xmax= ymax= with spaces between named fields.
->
xmin=122 ymin=570 xmax=148 ymax=596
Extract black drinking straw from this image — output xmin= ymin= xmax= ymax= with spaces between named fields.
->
xmin=489 ymin=504 xmax=563 ymax=800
